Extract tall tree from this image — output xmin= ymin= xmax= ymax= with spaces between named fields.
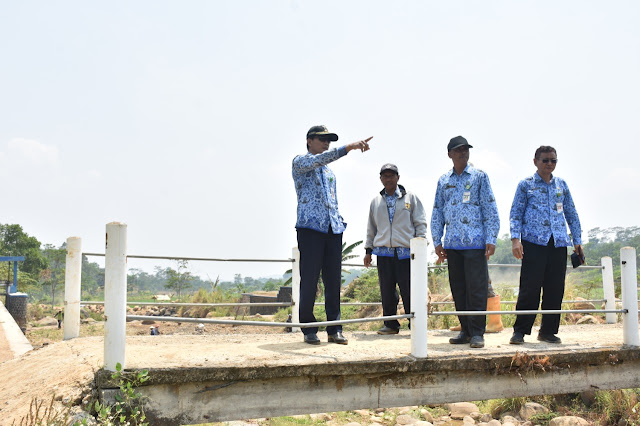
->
xmin=40 ymin=244 xmax=66 ymax=310
xmin=0 ymin=223 xmax=48 ymax=276
xmin=164 ymin=260 xmax=194 ymax=300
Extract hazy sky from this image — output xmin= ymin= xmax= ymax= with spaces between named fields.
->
xmin=1 ymin=1 xmax=638 ymax=281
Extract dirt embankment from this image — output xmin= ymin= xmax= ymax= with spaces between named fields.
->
xmin=0 ymin=319 xmax=284 ymax=425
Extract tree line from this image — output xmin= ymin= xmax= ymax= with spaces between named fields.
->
xmin=0 ymin=223 xmax=286 ymax=306
xmin=1 ymin=223 xmax=637 ymax=307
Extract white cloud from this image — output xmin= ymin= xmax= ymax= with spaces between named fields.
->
xmin=6 ymin=138 xmax=60 ymax=166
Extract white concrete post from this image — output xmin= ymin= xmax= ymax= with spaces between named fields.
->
xmin=291 ymin=247 xmax=301 ymax=333
xmin=410 ymin=237 xmax=428 ymax=358
xmin=601 ymin=256 xmax=617 ymax=324
xmin=63 ymin=237 xmax=82 ymax=340
xmin=620 ymin=247 xmax=639 ymax=347
xmin=104 ymin=222 xmax=128 ymax=371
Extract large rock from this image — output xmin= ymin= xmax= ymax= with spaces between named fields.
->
xmin=36 ymin=317 xmax=58 ymax=326
xmin=479 ymin=413 xmax=493 ymax=422
xmin=577 ymin=315 xmax=601 ymax=325
xmin=420 ymin=409 xmax=434 ymax=423
xmin=573 ymin=297 xmax=596 ymax=311
xmin=447 ymin=402 xmax=480 ymax=420
xmin=519 ymin=401 xmax=549 ymax=420
xmin=395 ymin=414 xmax=418 ymax=424
xmin=549 ymin=416 xmax=590 ymax=426
xmin=502 ymin=415 xmax=520 ymax=424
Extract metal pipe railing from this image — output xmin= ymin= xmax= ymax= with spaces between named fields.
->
xmin=68 ymin=226 xmax=638 ymax=362
xmin=126 ymin=314 xmax=412 ymax=328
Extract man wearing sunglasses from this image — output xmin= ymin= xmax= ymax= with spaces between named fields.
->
xmin=293 ymin=125 xmax=372 ymax=345
xmin=431 ymin=136 xmax=500 ymax=349
xmin=509 ymin=146 xmax=584 ymax=345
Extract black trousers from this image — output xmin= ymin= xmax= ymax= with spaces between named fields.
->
xmin=513 ymin=238 xmax=567 ymax=335
xmin=297 ymin=227 xmax=343 ymax=335
xmin=446 ymin=249 xmax=488 ymax=337
xmin=376 ymin=253 xmax=411 ymax=329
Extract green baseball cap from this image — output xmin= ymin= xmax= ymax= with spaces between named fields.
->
xmin=306 ymin=125 xmax=339 ymax=141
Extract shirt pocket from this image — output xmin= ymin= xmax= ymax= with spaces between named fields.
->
xmin=526 ymin=188 xmax=545 ymax=205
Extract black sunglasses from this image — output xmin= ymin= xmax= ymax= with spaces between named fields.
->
xmin=318 ymin=136 xmax=332 ymax=142
xmin=541 ymin=158 xmax=558 ymax=164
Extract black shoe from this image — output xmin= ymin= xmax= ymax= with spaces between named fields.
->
xmin=304 ymin=333 xmax=321 ymax=345
xmin=449 ymin=332 xmax=471 ymax=344
xmin=377 ymin=326 xmax=400 ymax=335
xmin=470 ymin=335 xmax=485 ymax=348
xmin=328 ymin=331 xmax=348 ymax=345
xmin=510 ymin=332 xmax=525 ymax=344
xmin=538 ymin=333 xmax=562 ymax=344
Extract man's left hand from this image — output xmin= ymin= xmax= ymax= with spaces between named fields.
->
xmin=485 ymin=244 xmax=496 ymax=260
xmin=574 ymin=244 xmax=585 ymax=264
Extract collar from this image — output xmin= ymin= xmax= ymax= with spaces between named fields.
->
xmin=534 ymin=171 xmax=555 ymax=184
xmin=448 ymin=164 xmax=471 ymax=177
xmin=379 ymin=184 xmax=407 ymax=198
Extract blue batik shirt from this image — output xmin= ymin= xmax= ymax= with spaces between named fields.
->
xmin=292 ymin=146 xmax=348 ymax=234
xmin=373 ymin=186 xmax=411 ymax=259
xmin=431 ymin=165 xmax=500 ymax=250
xmin=510 ymin=172 xmax=582 ymax=247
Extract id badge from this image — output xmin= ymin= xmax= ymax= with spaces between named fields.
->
xmin=462 ymin=191 xmax=471 ymax=204
xmin=556 ymin=202 xmax=563 ymax=213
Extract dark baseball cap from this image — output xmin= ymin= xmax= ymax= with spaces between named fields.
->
xmin=306 ymin=125 xmax=338 ymax=141
xmin=447 ymin=136 xmax=473 ymax=151
xmin=380 ymin=163 xmax=399 ymax=174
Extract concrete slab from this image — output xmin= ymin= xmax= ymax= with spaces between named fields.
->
xmin=114 ymin=322 xmax=629 ymax=371
xmin=93 ymin=322 xmax=640 ymax=425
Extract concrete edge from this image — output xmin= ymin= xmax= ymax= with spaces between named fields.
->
xmin=95 ymin=345 xmax=638 ymax=388
xmin=0 ymin=300 xmax=33 ymax=358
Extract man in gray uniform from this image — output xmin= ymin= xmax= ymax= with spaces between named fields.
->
xmin=364 ymin=163 xmax=427 ymax=334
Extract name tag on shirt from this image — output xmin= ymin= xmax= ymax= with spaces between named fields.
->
xmin=556 ymin=202 xmax=563 ymax=213
xmin=462 ymin=191 xmax=471 ymax=203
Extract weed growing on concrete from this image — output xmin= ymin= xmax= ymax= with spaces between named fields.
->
xmin=94 ymin=363 xmax=149 ymax=426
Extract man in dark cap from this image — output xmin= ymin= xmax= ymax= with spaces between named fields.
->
xmin=364 ymin=163 xmax=427 ymax=335
xmin=293 ymin=125 xmax=373 ymax=345
xmin=431 ymin=136 xmax=500 ymax=348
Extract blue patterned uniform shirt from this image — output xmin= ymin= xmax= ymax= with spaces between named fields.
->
xmin=292 ymin=146 xmax=348 ymax=234
xmin=510 ymin=172 xmax=582 ymax=247
xmin=372 ymin=187 xmax=411 ymax=259
xmin=431 ymin=165 xmax=500 ymax=250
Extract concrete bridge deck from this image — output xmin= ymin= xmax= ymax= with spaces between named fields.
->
xmin=89 ymin=322 xmax=640 ymax=425
xmin=2 ymin=309 xmax=639 ymax=425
